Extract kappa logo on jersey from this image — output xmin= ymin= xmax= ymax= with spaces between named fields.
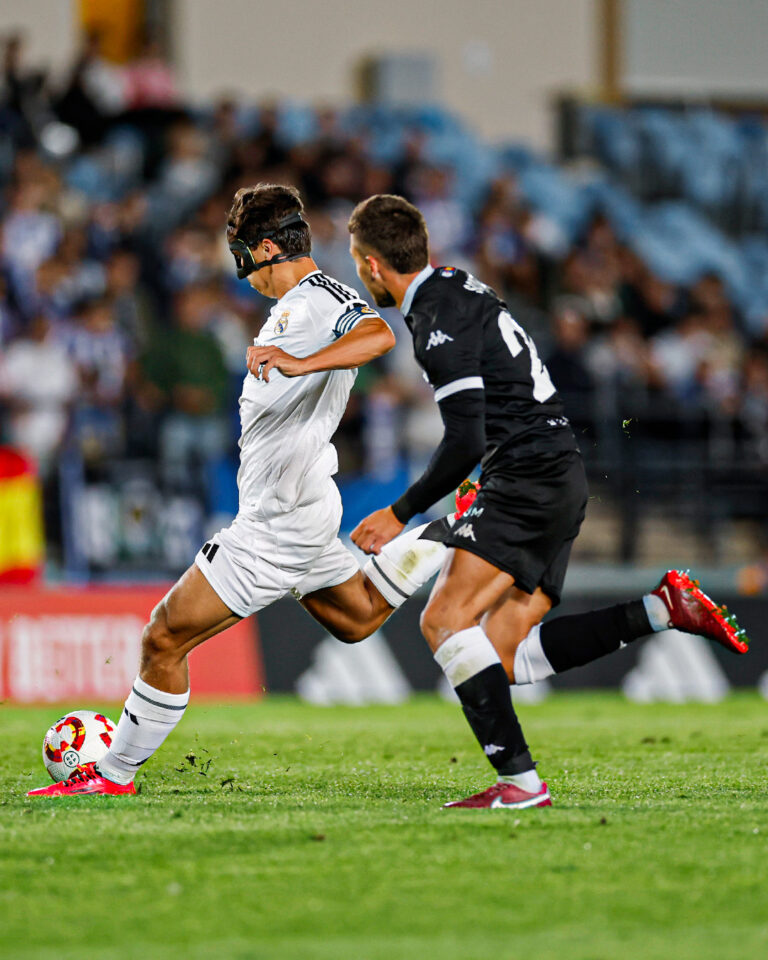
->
xmin=463 ymin=274 xmax=490 ymax=295
xmin=425 ymin=329 xmax=454 ymax=350
xmin=274 ymin=310 xmax=290 ymax=335
xmin=453 ymin=523 xmax=476 ymax=541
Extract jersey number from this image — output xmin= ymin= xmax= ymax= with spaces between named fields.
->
xmin=497 ymin=311 xmax=556 ymax=402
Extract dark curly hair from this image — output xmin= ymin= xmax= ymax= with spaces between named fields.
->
xmin=226 ymin=183 xmax=311 ymax=256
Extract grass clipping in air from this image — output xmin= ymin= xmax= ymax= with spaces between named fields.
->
xmin=2 ymin=694 xmax=767 ymax=960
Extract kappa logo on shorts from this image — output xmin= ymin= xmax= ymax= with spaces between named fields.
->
xmin=201 ymin=541 xmax=220 ymax=563
xmin=425 ymin=330 xmax=454 ymax=350
xmin=453 ymin=523 xmax=476 ymax=541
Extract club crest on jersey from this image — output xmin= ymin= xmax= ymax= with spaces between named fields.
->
xmin=454 ymin=522 xmax=476 ymax=541
xmin=440 ymin=267 xmax=457 ymax=277
xmin=274 ymin=311 xmax=290 ymax=334
xmin=425 ymin=329 xmax=454 ymax=350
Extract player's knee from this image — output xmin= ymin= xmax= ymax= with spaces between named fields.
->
xmin=141 ymin=603 xmax=185 ymax=667
xmin=421 ymin=594 xmax=478 ymax=651
xmin=330 ymin=620 xmax=372 ymax=644
xmin=420 ymin=598 xmax=451 ymax=651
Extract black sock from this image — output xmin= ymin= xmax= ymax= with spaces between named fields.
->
xmin=454 ymin=663 xmax=534 ymax=775
xmin=539 ymin=600 xmax=651 ymax=674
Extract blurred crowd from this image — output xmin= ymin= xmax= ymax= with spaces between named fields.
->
xmin=1 ymin=32 xmax=768 ymax=570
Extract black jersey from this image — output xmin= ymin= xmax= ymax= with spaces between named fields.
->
xmin=391 ymin=266 xmax=579 ymax=524
xmin=405 ymin=267 xmax=578 ymax=470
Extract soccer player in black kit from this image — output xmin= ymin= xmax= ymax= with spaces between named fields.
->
xmin=348 ymin=194 xmax=749 ymax=810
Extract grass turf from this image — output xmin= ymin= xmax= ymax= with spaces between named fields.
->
xmin=1 ymin=693 xmax=767 ymax=960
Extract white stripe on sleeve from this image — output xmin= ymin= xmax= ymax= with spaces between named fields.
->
xmin=434 ymin=376 xmax=485 ymax=402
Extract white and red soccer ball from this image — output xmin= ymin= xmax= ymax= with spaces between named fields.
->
xmin=42 ymin=710 xmax=117 ymax=782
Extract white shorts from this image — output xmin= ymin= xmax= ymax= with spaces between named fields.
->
xmin=194 ymin=482 xmax=360 ymax=618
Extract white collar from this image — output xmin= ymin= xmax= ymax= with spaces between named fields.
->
xmin=400 ymin=265 xmax=435 ymax=315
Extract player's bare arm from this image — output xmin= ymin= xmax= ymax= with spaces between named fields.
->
xmin=247 ymin=316 xmax=395 ymax=382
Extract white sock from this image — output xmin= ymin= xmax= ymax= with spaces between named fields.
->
xmin=512 ymin=624 xmax=555 ymax=685
xmin=499 ymin=770 xmax=543 ymax=792
xmin=96 ymin=676 xmax=189 ymax=784
xmin=433 ymin=624 xmax=501 ymax=687
xmin=643 ymin=593 xmax=670 ymax=632
xmin=364 ymin=519 xmax=449 ymax=608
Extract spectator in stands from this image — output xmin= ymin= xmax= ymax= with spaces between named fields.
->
xmin=139 ymin=285 xmax=229 ymax=489
xmin=740 ymin=347 xmax=768 ymax=461
xmin=123 ymin=34 xmax=178 ymax=112
xmin=164 ymin=223 xmax=223 ymax=291
xmin=55 ymin=31 xmax=126 ymax=146
xmin=412 ymin=166 xmax=469 ymax=264
xmin=0 ymin=313 xmax=77 ymax=476
xmin=587 ymin=315 xmax=653 ymax=396
xmin=153 ymin=120 xmax=219 ymax=226
xmin=1 ymin=178 xmax=61 ymax=302
xmin=56 ymin=225 xmax=106 ymax=306
xmin=105 ymin=248 xmax=156 ymax=348
xmin=391 ymin=129 xmax=428 ymax=200
xmin=0 ymin=274 xmax=17 ymax=345
xmin=1 ymin=33 xmax=48 ymax=148
xmin=621 ymin=266 xmax=685 ymax=339
xmin=67 ymin=298 xmax=129 ymax=461
xmin=474 ymin=198 xmax=541 ymax=306
xmin=26 ymin=257 xmax=71 ymax=326
xmin=649 ymin=311 xmax=714 ymax=404
xmin=545 ymin=299 xmax=594 ymax=428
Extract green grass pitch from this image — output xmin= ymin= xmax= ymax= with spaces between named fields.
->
xmin=1 ymin=694 xmax=767 ymax=960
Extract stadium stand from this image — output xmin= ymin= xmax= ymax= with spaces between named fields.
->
xmin=1 ymin=34 xmax=767 ymax=578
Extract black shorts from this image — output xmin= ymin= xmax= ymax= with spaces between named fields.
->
xmin=443 ymin=450 xmax=588 ymax=606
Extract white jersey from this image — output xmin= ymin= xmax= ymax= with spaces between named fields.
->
xmin=237 ymin=269 xmax=384 ymax=516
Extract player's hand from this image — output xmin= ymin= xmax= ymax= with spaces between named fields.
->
xmin=350 ymin=507 xmax=404 ymax=555
xmin=247 ymin=345 xmax=307 ymax=382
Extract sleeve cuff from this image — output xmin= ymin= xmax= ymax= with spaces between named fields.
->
xmin=391 ymin=494 xmax=415 ymax=525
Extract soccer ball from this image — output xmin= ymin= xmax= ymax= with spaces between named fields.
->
xmin=42 ymin=710 xmax=117 ymax=782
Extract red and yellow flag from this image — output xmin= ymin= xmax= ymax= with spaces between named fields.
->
xmin=0 ymin=447 xmax=44 ymax=584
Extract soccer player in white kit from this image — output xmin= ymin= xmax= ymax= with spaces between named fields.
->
xmin=28 ymin=184 xmax=458 ymax=797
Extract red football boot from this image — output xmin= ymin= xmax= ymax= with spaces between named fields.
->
xmin=454 ymin=479 xmax=480 ymax=520
xmin=27 ymin=762 xmax=136 ymax=797
xmin=652 ymin=569 xmax=749 ymax=654
xmin=444 ymin=781 xmax=551 ymax=810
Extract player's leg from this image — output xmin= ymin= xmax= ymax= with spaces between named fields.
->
xmin=300 ymin=568 xmax=393 ymax=642
xmin=95 ymin=564 xmax=240 ymax=785
xmin=300 ymin=519 xmax=449 ymax=641
xmin=28 ymin=564 xmax=241 ymax=795
xmin=420 ymin=548 xmax=549 ymax=806
xmin=507 ymin=570 xmax=749 ymax=687
xmin=298 ymin=484 xmax=479 ymax=641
